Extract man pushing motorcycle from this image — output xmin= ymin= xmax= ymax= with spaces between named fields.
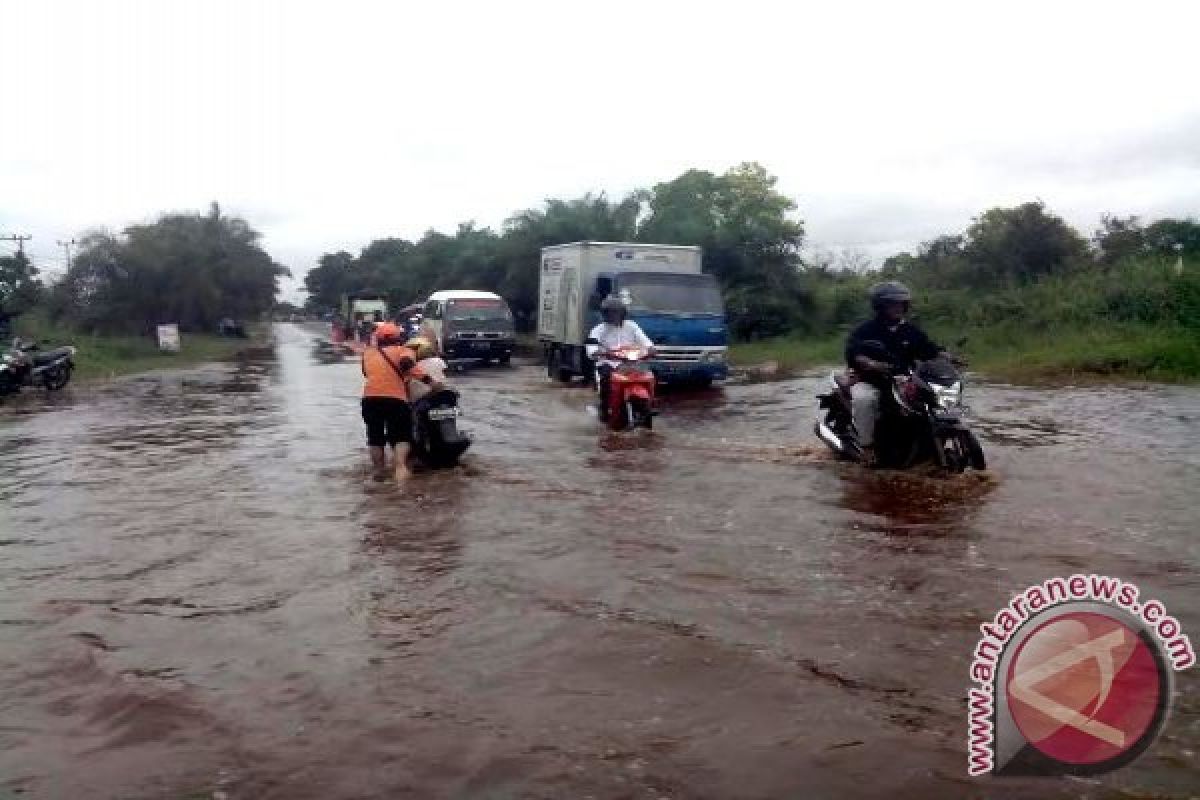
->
xmin=586 ymin=295 xmax=655 ymax=423
xmin=844 ymin=281 xmax=956 ymax=464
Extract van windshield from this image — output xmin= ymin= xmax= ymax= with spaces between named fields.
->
xmin=619 ymin=275 xmax=724 ymax=315
xmin=447 ymin=299 xmax=511 ymax=322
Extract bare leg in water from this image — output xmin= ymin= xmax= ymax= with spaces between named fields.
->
xmin=368 ymin=446 xmax=387 ymax=475
xmin=392 ymin=442 xmax=413 ymax=480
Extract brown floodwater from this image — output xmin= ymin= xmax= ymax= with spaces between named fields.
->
xmin=1 ymin=323 xmax=1197 ymax=799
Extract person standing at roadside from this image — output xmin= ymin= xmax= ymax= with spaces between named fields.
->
xmin=360 ymin=323 xmax=431 ymax=480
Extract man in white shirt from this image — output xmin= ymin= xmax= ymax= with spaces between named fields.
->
xmin=585 ymin=295 xmax=655 ymax=421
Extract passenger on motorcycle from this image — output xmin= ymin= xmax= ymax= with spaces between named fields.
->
xmin=844 ymin=282 xmax=949 ymax=463
xmin=405 ymin=337 xmax=449 ymax=403
xmin=586 ymin=295 xmax=655 ymax=422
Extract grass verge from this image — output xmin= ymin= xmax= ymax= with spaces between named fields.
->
xmin=13 ymin=314 xmax=270 ymax=383
xmin=728 ymin=323 xmax=1200 ymax=384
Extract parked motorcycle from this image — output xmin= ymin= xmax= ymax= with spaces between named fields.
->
xmin=597 ymin=346 xmax=657 ymax=431
xmin=814 ymin=348 xmax=986 ymax=472
xmin=411 ymin=387 xmax=472 ymax=467
xmin=0 ymin=339 xmax=76 ymax=397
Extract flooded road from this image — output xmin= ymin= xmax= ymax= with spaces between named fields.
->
xmin=2 ymin=323 xmax=1197 ymax=799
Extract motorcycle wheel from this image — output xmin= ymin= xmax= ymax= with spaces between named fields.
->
xmin=43 ymin=365 xmax=72 ymax=391
xmin=630 ymin=398 xmax=653 ymax=430
xmin=958 ymin=430 xmax=987 ymax=471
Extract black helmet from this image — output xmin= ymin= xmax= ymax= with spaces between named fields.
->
xmin=599 ymin=295 xmax=627 ymax=318
xmin=869 ymin=281 xmax=912 ymax=311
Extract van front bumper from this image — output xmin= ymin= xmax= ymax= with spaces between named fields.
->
xmin=444 ymin=338 xmax=515 ymax=359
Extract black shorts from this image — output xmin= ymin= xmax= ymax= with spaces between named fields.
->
xmin=361 ymin=397 xmax=414 ymax=447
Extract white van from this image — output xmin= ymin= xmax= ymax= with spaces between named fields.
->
xmin=419 ymin=290 xmax=516 ymax=364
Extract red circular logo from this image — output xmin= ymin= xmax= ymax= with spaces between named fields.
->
xmin=1006 ymin=611 xmax=1164 ymax=766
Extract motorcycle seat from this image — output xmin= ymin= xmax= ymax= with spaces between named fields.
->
xmin=32 ymin=347 xmax=73 ymax=365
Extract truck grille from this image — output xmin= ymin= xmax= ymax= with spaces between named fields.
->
xmin=455 ymin=332 xmax=505 ymax=340
xmin=653 ymin=347 xmax=702 ymax=363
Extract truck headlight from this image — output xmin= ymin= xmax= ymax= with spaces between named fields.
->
xmin=702 ymin=350 xmax=726 ymax=363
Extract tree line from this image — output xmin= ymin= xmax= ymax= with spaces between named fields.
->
xmin=3 ymin=166 xmax=1195 ymax=341
xmin=304 ymin=162 xmax=807 ymax=338
xmin=1 ymin=203 xmax=288 ymax=335
xmin=307 ymin=165 xmax=1198 ymax=339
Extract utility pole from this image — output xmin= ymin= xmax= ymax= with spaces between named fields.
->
xmin=0 ymin=234 xmax=32 ymax=257
xmin=56 ymin=238 xmax=77 ymax=271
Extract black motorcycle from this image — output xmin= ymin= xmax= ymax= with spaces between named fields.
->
xmin=411 ymin=388 xmax=472 ymax=468
xmin=814 ymin=349 xmax=986 ymax=473
xmin=0 ymin=339 xmax=76 ymax=397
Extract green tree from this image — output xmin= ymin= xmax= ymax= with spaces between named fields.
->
xmin=1143 ymin=217 xmax=1200 ymax=260
xmin=303 ymin=250 xmax=357 ymax=312
xmin=638 ymin=162 xmax=805 ymax=290
xmin=51 ymin=204 xmax=288 ymax=333
xmin=1094 ymin=214 xmax=1146 ymax=265
xmin=962 ymin=202 xmax=1091 ymax=285
xmin=0 ymin=251 xmax=42 ymax=315
xmin=637 ymin=162 xmax=808 ymax=337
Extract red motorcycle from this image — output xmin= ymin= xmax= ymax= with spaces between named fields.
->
xmin=597 ymin=346 xmax=657 ymax=431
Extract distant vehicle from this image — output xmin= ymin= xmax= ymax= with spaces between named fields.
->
xmin=537 ymin=242 xmax=728 ymax=386
xmin=217 ymin=318 xmax=247 ymax=337
xmin=396 ymin=303 xmax=424 ymax=338
xmin=419 ymin=290 xmax=515 ymax=365
xmin=341 ymin=291 xmax=388 ymax=327
xmin=1 ymin=338 xmax=76 ymax=396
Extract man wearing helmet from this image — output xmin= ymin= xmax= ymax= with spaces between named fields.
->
xmin=844 ymin=281 xmax=946 ymax=462
xmin=404 ymin=337 xmax=449 ymax=403
xmin=586 ymin=295 xmax=655 ymax=422
xmin=360 ymin=322 xmax=438 ymax=480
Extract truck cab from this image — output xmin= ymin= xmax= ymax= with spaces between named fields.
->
xmin=588 ymin=272 xmax=727 ymax=384
xmin=539 ymin=242 xmax=728 ymax=386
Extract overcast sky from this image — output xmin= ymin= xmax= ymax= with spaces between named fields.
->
xmin=4 ymin=0 xmax=1198 ymax=301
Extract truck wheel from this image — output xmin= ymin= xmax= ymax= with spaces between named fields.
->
xmin=548 ymin=348 xmax=572 ymax=383
xmin=499 ymin=354 xmax=511 ymax=366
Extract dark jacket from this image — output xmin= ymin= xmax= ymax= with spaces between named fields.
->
xmin=845 ymin=317 xmax=942 ymax=372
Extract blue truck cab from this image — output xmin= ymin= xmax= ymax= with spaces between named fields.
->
xmin=589 ymin=271 xmax=728 ymax=384
xmin=538 ymin=242 xmax=728 ymax=386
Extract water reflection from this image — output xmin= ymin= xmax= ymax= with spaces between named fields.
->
xmin=354 ymin=473 xmax=468 ymax=647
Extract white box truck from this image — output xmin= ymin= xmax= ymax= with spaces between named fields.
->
xmin=538 ymin=242 xmax=729 ymax=385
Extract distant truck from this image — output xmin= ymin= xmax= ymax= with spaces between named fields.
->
xmin=538 ymin=242 xmax=728 ymax=385
xmin=337 ymin=291 xmax=389 ymax=341
xmin=341 ymin=291 xmax=388 ymax=324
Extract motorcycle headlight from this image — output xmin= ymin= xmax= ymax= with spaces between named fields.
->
xmin=933 ymin=381 xmax=962 ymax=408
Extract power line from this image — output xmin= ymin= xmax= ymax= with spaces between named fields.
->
xmin=0 ymin=234 xmax=32 ymax=257
xmin=56 ymin=238 xmax=77 ymax=271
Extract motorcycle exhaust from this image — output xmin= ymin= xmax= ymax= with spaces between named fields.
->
xmin=814 ymin=420 xmax=845 ymax=455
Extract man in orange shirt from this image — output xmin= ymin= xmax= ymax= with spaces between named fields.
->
xmin=361 ymin=323 xmax=435 ymax=480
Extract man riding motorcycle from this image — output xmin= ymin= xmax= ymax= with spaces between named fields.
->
xmin=844 ymin=281 xmax=953 ymax=464
xmin=585 ymin=295 xmax=655 ymax=422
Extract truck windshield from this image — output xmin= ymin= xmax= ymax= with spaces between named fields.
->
xmin=447 ymin=299 xmax=511 ymax=322
xmin=619 ymin=276 xmax=724 ymax=315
